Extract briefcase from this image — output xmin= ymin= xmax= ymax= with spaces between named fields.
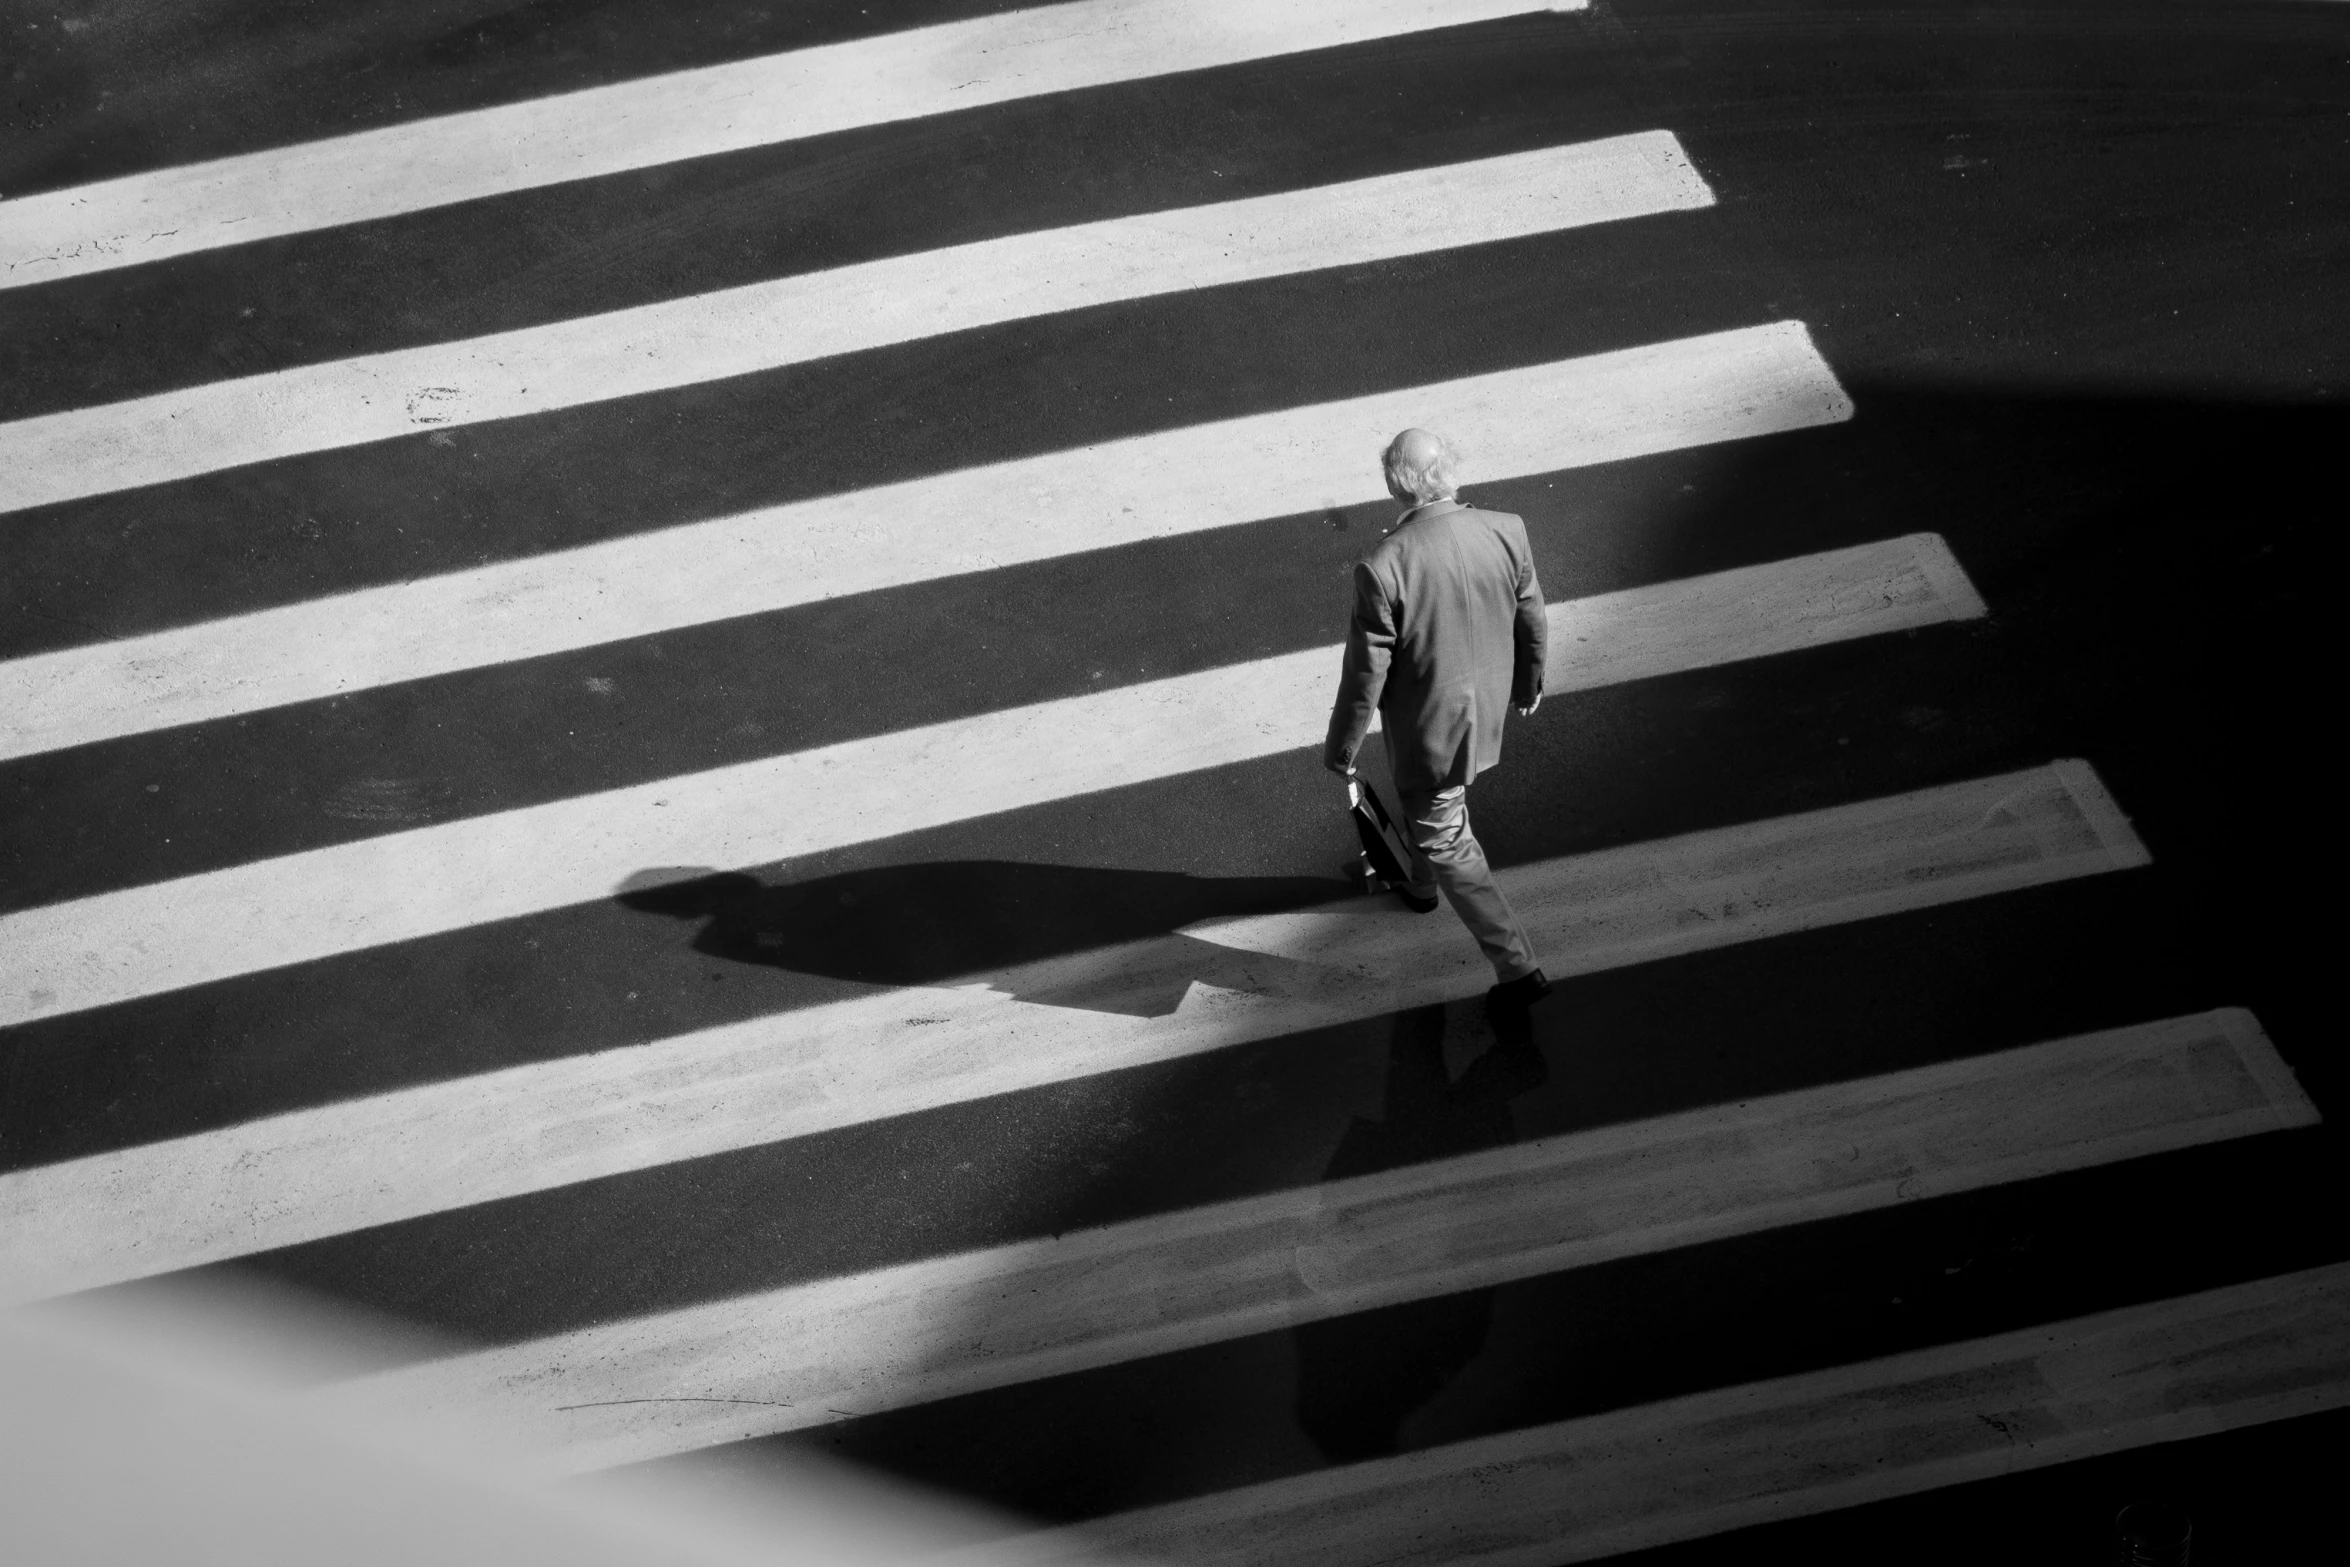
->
xmin=1347 ymin=776 xmax=1416 ymax=887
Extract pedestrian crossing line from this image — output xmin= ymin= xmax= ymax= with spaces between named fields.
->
xmin=0 ymin=531 xmax=1970 ymax=1028
xmin=0 ymin=130 xmax=1705 ymax=518
xmin=0 ymin=0 xmax=1583 ymax=293
xmin=1017 ymin=1259 xmax=2350 ymax=1567
xmin=0 ymin=321 xmax=1843 ymax=761
xmin=305 ymin=1008 xmax=2299 ymax=1475
xmin=1 ymin=756 xmax=2146 ymax=1305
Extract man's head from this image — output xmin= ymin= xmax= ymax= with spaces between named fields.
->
xmin=1382 ymin=427 xmax=1458 ymax=506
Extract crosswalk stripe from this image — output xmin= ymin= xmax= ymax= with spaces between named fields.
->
xmin=0 ymin=131 xmax=1703 ymax=517
xmin=0 ymin=753 xmax=2142 ymax=1304
xmin=1029 ymin=1259 xmax=2350 ymax=1567
xmin=312 ymin=1007 xmax=2289 ymax=1474
xmin=0 ymin=0 xmax=1581 ymax=292
xmin=0 ymin=532 xmax=1977 ymax=1028
xmin=0 ymin=321 xmax=1846 ymax=760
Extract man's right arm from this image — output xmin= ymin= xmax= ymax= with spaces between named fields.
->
xmin=1324 ymin=560 xmax=1395 ymax=775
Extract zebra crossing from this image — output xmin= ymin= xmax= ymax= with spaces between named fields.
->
xmin=2 ymin=3 xmax=2340 ymax=1562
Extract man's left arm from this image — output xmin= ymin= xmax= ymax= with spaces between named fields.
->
xmin=1510 ymin=526 xmax=1546 ymax=716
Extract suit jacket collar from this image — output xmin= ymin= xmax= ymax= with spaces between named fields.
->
xmin=1395 ymin=495 xmax=1469 ymax=530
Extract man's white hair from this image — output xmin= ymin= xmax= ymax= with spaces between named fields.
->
xmin=1383 ymin=428 xmax=1460 ymax=503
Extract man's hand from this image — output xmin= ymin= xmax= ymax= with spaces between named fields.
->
xmin=1514 ymin=691 xmax=1543 ymax=718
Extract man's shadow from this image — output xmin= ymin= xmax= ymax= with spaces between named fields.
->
xmin=615 ymin=860 xmax=1347 ymax=1017
xmin=1293 ymin=1002 xmax=1549 ymax=1462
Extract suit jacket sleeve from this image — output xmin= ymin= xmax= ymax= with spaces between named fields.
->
xmin=1324 ymin=559 xmax=1395 ymax=770
xmin=1511 ymin=527 xmax=1546 ymax=708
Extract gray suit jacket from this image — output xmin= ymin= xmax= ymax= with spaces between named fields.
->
xmin=1323 ymin=498 xmax=1546 ymax=795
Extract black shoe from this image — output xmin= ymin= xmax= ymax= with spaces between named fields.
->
xmin=1397 ymin=886 xmax=1440 ymax=914
xmin=1485 ymin=969 xmax=1552 ymax=1022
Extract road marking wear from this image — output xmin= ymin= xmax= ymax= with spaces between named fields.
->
xmin=1030 ymin=1262 xmax=2350 ymax=1567
xmin=0 ymin=753 xmax=2145 ymax=1303
xmin=0 ymin=132 xmax=1706 ymax=516
xmin=0 ymin=0 xmax=1587 ymax=290
xmin=0 ymin=534 xmax=1979 ymax=1029
xmin=312 ymin=1009 xmax=2300 ymax=1472
xmin=0 ymin=321 xmax=1847 ymax=760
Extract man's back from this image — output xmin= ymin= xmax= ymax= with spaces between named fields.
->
xmin=1332 ymin=499 xmax=1545 ymax=794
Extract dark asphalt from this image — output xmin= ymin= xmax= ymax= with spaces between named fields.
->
xmin=7 ymin=1 xmax=2348 ymax=1560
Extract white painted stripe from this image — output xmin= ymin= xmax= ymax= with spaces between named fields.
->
xmin=1039 ymin=1261 xmax=2350 ymax=1567
xmin=0 ymin=132 xmax=1703 ymax=516
xmin=0 ymin=322 xmax=1847 ymax=760
xmin=0 ymin=532 xmax=1976 ymax=1031
xmin=316 ymin=1008 xmax=2291 ymax=1474
xmin=0 ymin=751 xmax=2145 ymax=1305
xmin=0 ymin=0 xmax=1581 ymax=290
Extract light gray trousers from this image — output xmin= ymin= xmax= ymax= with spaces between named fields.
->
xmin=1396 ymin=782 xmax=1540 ymax=983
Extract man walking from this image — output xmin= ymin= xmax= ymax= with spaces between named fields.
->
xmin=1324 ymin=428 xmax=1551 ymax=1018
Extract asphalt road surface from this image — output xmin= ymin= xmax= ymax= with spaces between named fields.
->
xmin=4 ymin=2 xmax=2347 ymax=1562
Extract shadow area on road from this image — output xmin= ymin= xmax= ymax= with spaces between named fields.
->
xmin=666 ymin=995 xmax=1555 ymax=1510
xmin=615 ymin=859 xmax=1348 ymax=1017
